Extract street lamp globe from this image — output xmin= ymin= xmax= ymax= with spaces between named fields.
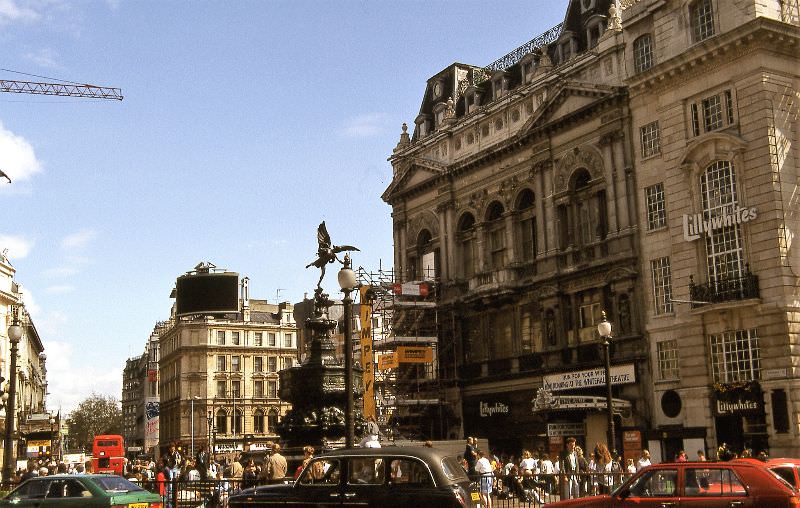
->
xmin=337 ymin=265 xmax=357 ymax=291
xmin=7 ymin=322 xmax=23 ymax=343
xmin=597 ymin=311 xmax=612 ymax=339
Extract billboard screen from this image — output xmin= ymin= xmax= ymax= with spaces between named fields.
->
xmin=175 ymin=272 xmax=239 ymax=316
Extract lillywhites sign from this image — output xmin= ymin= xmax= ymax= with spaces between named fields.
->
xmin=715 ymin=394 xmax=762 ymax=416
xmin=543 ymin=364 xmax=636 ymax=392
xmin=682 ymin=206 xmax=757 ymax=242
xmin=479 ymin=401 xmax=510 ymax=417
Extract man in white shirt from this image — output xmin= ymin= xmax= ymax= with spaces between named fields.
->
xmin=636 ymin=449 xmax=651 ymax=471
xmin=475 ymin=450 xmax=493 ymax=508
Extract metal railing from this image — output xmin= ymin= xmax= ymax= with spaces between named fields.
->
xmin=688 ymin=270 xmax=759 ymax=308
xmin=471 ymin=471 xmax=635 ymax=506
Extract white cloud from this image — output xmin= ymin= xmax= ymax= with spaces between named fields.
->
xmin=43 ymin=340 xmax=122 ymax=414
xmin=23 ymin=47 xmax=62 ymax=69
xmin=0 ymin=0 xmax=40 ymax=24
xmin=341 ymin=113 xmax=388 ymax=138
xmin=20 ymin=287 xmax=41 ymax=317
xmin=61 ymin=229 xmax=96 ymax=250
xmin=0 ymin=122 xmax=42 ymax=183
xmin=0 ymin=234 xmax=33 ymax=260
xmin=44 ymin=285 xmax=75 ymax=294
xmin=42 ymin=266 xmax=79 ymax=278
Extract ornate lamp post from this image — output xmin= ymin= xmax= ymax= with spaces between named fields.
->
xmin=597 ymin=311 xmax=615 ymax=454
xmin=49 ymin=416 xmax=56 ymax=460
xmin=206 ymin=410 xmax=215 ymax=456
xmin=4 ymin=309 xmax=23 ymax=482
xmin=338 ymin=255 xmax=357 ymax=448
xmin=190 ymin=396 xmax=200 ymax=457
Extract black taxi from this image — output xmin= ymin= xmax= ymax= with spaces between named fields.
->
xmin=228 ymin=446 xmax=480 ymax=508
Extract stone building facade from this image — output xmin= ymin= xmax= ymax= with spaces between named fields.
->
xmin=623 ymin=0 xmax=800 ymax=458
xmin=385 ymin=0 xmax=799 ymax=458
xmin=384 ymin=0 xmax=652 ymax=455
xmin=158 ymin=287 xmax=297 ymax=456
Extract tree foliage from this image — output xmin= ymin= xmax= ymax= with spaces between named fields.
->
xmin=67 ymin=393 xmax=123 ymax=451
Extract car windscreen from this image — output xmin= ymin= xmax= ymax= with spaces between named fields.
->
xmin=441 ymin=456 xmax=469 ymax=482
xmin=768 ymin=467 xmax=799 ymax=492
xmin=95 ymin=475 xmax=145 ymax=492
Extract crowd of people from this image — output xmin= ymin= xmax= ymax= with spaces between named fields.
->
xmin=458 ymin=436 xmax=771 ymax=504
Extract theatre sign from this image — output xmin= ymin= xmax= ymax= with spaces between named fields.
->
xmin=542 ymin=364 xmax=636 ymax=392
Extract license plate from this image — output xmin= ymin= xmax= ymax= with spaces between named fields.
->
xmin=470 ymin=492 xmax=480 ymax=501
xmin=128 ymin=503 xmax=148 ymax=508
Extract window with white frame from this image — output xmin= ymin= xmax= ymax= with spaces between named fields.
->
xmin=640 ymin=121 xmax=660 ymax=158
xmin=701 ymin=161 xmax=745 ymax=283
xmin=709 ymin=329 xmax=761 ymax=383
xmin=691 ymin=0 xmax=715 ymax=43
xmin=231 ymin=355 xmax=241 ymax=372
xmin=254 ymin=356 xmax=263 ymax=372
xmin=231 ymin=331 xmax=240 ymax=345
xmin=656 ymin=339 xmax=679 ymax=380
xmin=651 ymin=257 xmax=674 ymax=315
xmin=283 ymin=333 xmax=292 ymax=348
xmin=634 ymin=34 xmax=654 ymax=73
xmin=216 ymin=331 xmax=225 ymax=346
xmin=268 ymin=380 xmax=278 ymax=398
xmin=268 ymin=332 xmax=276 ymax=347
xmin=216 ymin=355 xmax=226 ymax=372
xmin=254 ymin=332 xmax=263 ymax=346
xmin=645 ymin=183 xmax=667 ymax=230
xmin=690 ymin=89 xmax=735 ymax=136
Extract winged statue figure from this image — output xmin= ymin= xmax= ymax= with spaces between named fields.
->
xmin=306 ymin=221 xmax=359 ymax=289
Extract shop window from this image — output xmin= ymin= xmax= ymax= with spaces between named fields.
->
xmin=771 ymin=389 xmax=790 ymax=433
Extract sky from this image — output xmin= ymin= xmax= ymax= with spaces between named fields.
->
xmin=0 ymin=0 xmax=568 ymax=414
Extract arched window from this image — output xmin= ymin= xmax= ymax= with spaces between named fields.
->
xmin=486 ymin=201 xmax=506 ymax=269
xmin=416 ymin=229 xmax=436 ymax=280
xmin=515 ymin=189 xmax=537 ymax=262
xmin=267 ymin=409 xmax=279 ymax=433
xmin=701 ymin=160 xmax=744 ymax=284
xmin=253 ymin=409 xmax=264 ymax=434
xmin=215 ymin=409 xmax=227 ymax=434
xmin=457 ymin=213 xmax=477 ymax=279
xmin=544 ymin=308 xmax=557 ymax=347
xmin=633 ymin=34 xmax=654 ymax=73
xmin=233 ymin=408 xmax=243 ymax=435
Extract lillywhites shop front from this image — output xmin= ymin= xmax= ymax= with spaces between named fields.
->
xmin=462 ymin=392 xmax=546 ymax=455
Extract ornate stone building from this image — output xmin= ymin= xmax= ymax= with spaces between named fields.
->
xmin=158 ymin=273 xmax=297 ymax=456
xmin=623 ymin=0 xmax=800 ymax=458
xmin=384 ymin=0 xmax=651 ymax=454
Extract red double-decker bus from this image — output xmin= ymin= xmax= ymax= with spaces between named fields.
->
xmin=92 ymin=434 xmax=125 ymax=475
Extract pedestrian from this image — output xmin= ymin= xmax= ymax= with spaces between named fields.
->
xmin=475 ymin=450 xmax=493 ymax=508
xmin=229 ymin=454 xmax=243 ymax=479
xmin=626 ymin=458 xmax=637 ymax=474
xmin=242 ymin=460 xmax=258 ymax=489
xmin=264 ymin=443 xmax=287 ymax=484
xmin=464 ymin=437 xmax=478 ymax=477
xmin=195 ymin=445 xmax=209 ymax=480
xmin=636 ymin=449 xmax=651 ymax=471
xmin=593 ymin=443 xmax=613 ymax=495
xmin=675 ymin=450 xmax=687 ymax=462
xmin=559 ymin=437 xmax=581 ymax=499
xmin=696 ymin=449 xmax=707 ymax=461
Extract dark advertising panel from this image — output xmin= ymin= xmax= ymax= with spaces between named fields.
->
xmin=175 ymin=272 xmax=239 ymax=316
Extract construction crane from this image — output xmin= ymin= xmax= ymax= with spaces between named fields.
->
xmin=0 ymin=79 xmax=122 ymax=100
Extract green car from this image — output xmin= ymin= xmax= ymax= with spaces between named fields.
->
xmin=0 ymin=474 xmax=163 ymax=507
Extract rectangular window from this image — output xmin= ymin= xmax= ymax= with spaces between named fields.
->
xmin=216 ymin=381 xmax=226 ymax=398
xmin=702 ymin=95 xmax=723 ymax=131
xmin=645 ymin=183 xmax=667 ymax=230
xmin=254 ymin=357 xmax=263 ymax=372
xmin=520 ymin=217 xmax=536 ymax=261
xmin=771 ymin=389 xmax=790 ymax=434
xmin=634 ymin=34 xmax=654 ymax=73
xmin=692 ymin=89 xmax=735 ymax=136
xmin=232 ymin=380 xmax=241 ymax=398
xmin=231 ymin=356 xmax=241 ymax=372
xmin=709 ymin=329 xmax=761 ymax=383
xmin=284 ymin=333 xmax=292 ymax=348
xmin=691 ymin=103 xmax=700 ymax=136
xmin=283 ymin=356 xmax=293 ymax=369
xmin=651 ymin=257 xmax=674 ymax=315
xmin=724 ymin=90 xmax=734 ymax=125
xmin=254 ymin=380 xmax=264 ymax=398
xmin=268 ymin=332 xmax=277 ymax=347
xmin=640 ymin=121 xmax=660 ymax=158
xmin=268 ymin=380 xmax=278 ymax=398
xmin=692 ymin=0 xmax=715 ymax=42
xmin=231 ymin=331 xmax=240 ymax=345
xmin=657 ymin=339 xmax=680 ymax=380
xmin=254 ymin=332 xmax=263 ymax=346
xmin=579 ymin=303 xmax=602 ymax=329
xmin=268 ymin=357 xmax=277 ymax=373
xmin=216 ymin=355 xmax=226 ymax=372
xmin=216 ymin=331 xmax=225 ymax=346
xmin=490 ymin=228 xmax=505 ymax=269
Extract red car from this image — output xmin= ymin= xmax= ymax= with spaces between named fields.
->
xmin=733 ymin=458 xmax=800 ymax=490
xmin=548 ymin=460 xmax=799 ymax=507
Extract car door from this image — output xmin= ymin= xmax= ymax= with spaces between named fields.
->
xmin=41 ymin=478 xmax=100 ymax=508
xmin=612 ymin=468 xmax=680 ymax=508
xmin=679 ymin=467 xmax=753 ymax=508
xmin=341 ymin=456 xmax=387 ymax=507
xmin=293 ymin=457 xmax=345 ymax=507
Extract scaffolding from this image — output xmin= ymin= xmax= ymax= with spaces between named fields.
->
xmin=356 ymin=266 xmax=457 ymax=440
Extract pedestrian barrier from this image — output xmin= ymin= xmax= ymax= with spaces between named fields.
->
xmin=471 ymin=471 xmax=634 ymax=506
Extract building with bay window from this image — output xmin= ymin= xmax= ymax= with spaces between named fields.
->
xmin=624 ymin=0 xmax=799 ymax=458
